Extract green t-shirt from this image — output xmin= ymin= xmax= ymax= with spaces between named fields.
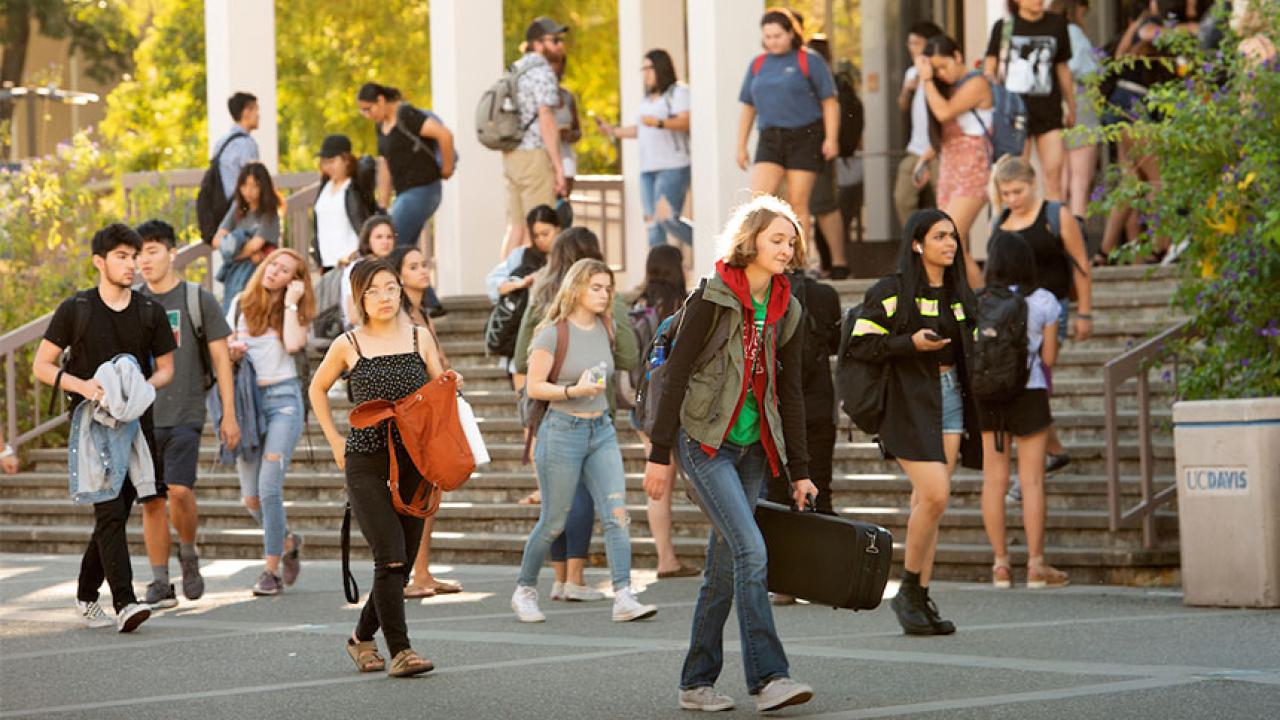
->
xmin=726 ymin=289 xmax=768 ymax=446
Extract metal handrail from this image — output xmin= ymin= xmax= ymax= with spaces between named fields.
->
xmin=1103 ymin=320 xmax=1192 ymax=548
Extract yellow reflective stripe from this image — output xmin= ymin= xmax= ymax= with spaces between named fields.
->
xmin=951 ymin=302 xmax=966 ymax=322
xmin=882 ymin=296 xmax=898 ymax=318
xmin=852 ymin=318 xmax=889 ymax=336
xmin=917 ymin=297 xmax=940 ymax=317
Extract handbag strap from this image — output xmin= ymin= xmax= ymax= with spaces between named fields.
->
xmin=341 ymin=503 xmax=360 ymax=603
xmin=522 ymin=320 xmax=569 ymax=464
xmin=384 ymin=418 xmax=443 ymax=519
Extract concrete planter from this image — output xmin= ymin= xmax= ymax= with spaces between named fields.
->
xmin=1172 ymin=397 xmax=1280 ymax=607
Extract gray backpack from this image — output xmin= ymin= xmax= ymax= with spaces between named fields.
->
xmin=476 ymin=62 xmax=537 ymax=151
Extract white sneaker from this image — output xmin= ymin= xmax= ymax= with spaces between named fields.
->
xmin=563 ymin=582 xmax=606 ymax=602
xmin=755 ymin=677 xmax=813 ymax=713
xmin=76 ymin=600 xmax=113 ymax=629
xmin=612 ymin=587 xmax=657 ymax=622
xmin=511 ymin=586 xmax=545 ymax=623
xmin=115 ymin=602 xmax=152 ymax=633
xmin=679 ymin=686 xmax=735 ymax=712
xmin=550 ymin=581 xmax=566 ymax=601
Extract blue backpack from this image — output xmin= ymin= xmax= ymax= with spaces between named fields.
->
xmin=961 ymin=71 xmax=1027 ymax=163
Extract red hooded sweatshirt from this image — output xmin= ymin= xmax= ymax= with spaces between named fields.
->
xmin=708 ymin=260 xmax=793 ymax=476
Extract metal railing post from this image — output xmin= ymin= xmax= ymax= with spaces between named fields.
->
xmin=1105 ymin=368 xmax=1120 ymax=532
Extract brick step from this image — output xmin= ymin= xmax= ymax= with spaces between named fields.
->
xmin=0 ymin=471 xmax=1171 ymax=515
xmin=0 ymin=523 xmax=1179 ymax=585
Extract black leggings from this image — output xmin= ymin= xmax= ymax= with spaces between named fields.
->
xmin=346 ymin=445 xmax=427 ymax=656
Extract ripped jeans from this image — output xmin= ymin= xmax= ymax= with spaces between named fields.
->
xmin=236 ymin=378 xmax=304 ymax=557
xmin=517 ymin=410 xmax=632 ymax=590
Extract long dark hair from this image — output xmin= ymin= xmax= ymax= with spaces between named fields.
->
xmin=356 ymin=82 xmax=401 ymax=103
xmin=984 ymin=231 xmax=1038 ymax=289
xmin=761 ymin=8 xmax=804 ymax=50
xmin=357 ymin=215 xmax=396 ymax=257
xmin=232 ymin=162 xmax=279 ymax=221
xmin=922 ymin=33 xmax=965 ymax=152
xmin=644 ymin=49 xmax=678 ymax=95
xmin=530 ymin=227 xmax=603 ymax=312
xmin=637 ymin=245 xmax=686 ymax=320
xmin=896 ymin=209 xmax=975 ymax=331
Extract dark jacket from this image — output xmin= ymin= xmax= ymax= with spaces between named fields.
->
xmin=310 ymin=177 xmax=372 ymax=268
xmin=648 ymin=262 xmax=809 ymax=481
xmin=788 ymin=271 xmax=842 ymax=426
xmin=848 ymin=274 xmax=982 ymax=469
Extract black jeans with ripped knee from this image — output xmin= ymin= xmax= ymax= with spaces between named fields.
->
xmin=346 ymin=443 xmax=426 ymax=657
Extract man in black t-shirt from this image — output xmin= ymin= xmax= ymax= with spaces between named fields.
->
xmin=33 ymin=224 xmax=176 ymax=633
xmin=984 ymin=0 xmax=1075 ymax=201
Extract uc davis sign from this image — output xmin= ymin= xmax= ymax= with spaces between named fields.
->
xmin=1183 ymin=467 xmax=1249 ymax=495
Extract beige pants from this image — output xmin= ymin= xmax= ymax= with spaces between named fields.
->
xmin=503 ymin=149 xmax=557 ymax=228
xmin=893 ymin=152 xmax=937 ymax=230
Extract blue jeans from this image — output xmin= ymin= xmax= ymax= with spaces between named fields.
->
xmin=676 ymin=430 xmax=789 ymax=694
xmin=390 ymin=182 xmax=443 ymax=248
xmin=940 ymin=367 xmax=964 ymax=434
xmin=640 ymin=166 xmax=693 ymax=247
xmin=550 ymin=483 xmax=594 ymax=562
xmin=518 ymin=411 xmax=632 ymax=590
xmin=236 ymin=378 xmax=304 ymax=557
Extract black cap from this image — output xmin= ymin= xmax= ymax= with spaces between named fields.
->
xmin=525 ymin=16 xmax=568 ymax=43
xmin=317 ymin=134 xmax=352 ymax=158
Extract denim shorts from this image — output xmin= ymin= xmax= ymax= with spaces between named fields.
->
xmin=940 ymin=367 xmax=964 ymax=434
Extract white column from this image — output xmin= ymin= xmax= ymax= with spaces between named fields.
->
xmin=430 ymin=0 xmax=506 ymax=296
xmin=687 ymin=0 xmax=763 ymax=277
xmin=204 ymin=0 xmax=277 ymax=172
xmin=618 ymin=0 xmax=687 ymax=289
xmin=859 ymin=0 xmax=891 ymax=242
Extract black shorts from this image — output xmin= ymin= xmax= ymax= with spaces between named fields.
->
xmin=153 ymin=423 xmax=203 ymax=490
xmin=979 ymin=389 xmax=1052 ymax=437
xmin=755 ymin=122 xmax=824 ymax=173
xmin=1027 ymin=113 xmax=1065 ymax=138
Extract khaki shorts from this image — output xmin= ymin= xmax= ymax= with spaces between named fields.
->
xmin=503 ymin=149 xmax=557 ymax=228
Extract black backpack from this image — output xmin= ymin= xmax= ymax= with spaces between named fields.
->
xmin=354 ymin=155 xmax=380 ymax=214
xmin=49 ymin=289 xmax=160 ymax=416
xmin=834 ymin=303 xmax=890 ymax=435
xmin=834 ymin=71 xmax=864 ymax=158
xmin=196 ymin=131 xmax=247 ymax=243
xmin=970 ymin=286 xmax=1030 ymax=404
xmin=484 ymin=252 xmax=544 ymax=357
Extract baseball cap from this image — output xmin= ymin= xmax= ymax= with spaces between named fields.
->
xmin=525 ymin=17 xmax=568 ymax=43
xmin=317 ymin=134 xmax=352 ymax=158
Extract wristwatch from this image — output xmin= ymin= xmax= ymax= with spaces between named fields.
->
xmin=285 ymin=303 xmax=299 ymax=312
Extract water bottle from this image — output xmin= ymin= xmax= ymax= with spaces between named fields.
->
xmin=588 ymin=362 xmax=608 ymax=387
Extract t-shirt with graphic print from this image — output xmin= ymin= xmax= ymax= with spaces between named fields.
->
xmin=141 ymin=282 xmax=233 ymax=428
xmin=727 ymin=288 xmax=769 ymax=446
xmin=985 ymin=13 xmax=1071 ymax=132
xmin=512 ymin=52 xmax=561 ymax=150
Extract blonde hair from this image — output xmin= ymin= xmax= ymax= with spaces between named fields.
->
xmin=535 ymin=258 xmax=616 ymax=336
xmin=989 ymin=154 xmax=1038 ymax=213
xmin=716 ymin=194 xmax=807 ymax=271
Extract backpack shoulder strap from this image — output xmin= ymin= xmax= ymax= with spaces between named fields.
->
xmin=1045 ymin=200 xmax=1062 ymax=238
xmin=186 ymin=282 xmax=204 ymax=342
xmin=49 ymin=291 xmax=94 ymax=415
xmin=779 ymin=295 xmax=804 ymax=347
xmin=547 ymin=320 xmax=569 ymax=384
xmin=797 ymin=47 xmax=811 ymax=79
xmin=211 ymin=130 xmax=248 ymax=164
xmin=751 ymin=53 xmax=768 ymax=76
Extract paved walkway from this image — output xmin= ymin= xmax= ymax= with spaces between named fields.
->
xmin=1 ymin=553 xmax=1277 ymax=719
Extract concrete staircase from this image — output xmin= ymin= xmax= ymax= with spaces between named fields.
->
xmin=0 ymin=266 xmax=1185 ymax=585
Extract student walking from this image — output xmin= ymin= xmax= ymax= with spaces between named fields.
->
xmin=737 ymin=8 xmax=839 ymax=254
xmin=984 ymin=0 xmax=1077 ymax=201
xmin=512 ymin=258 xmax=657 ymax=624
xmin=213 ymin=162 xmax=281 ymax=312
xmin=225 ymin=249 xmax=315 ymax=596
xmin=642 ymin=196 xmax=817 ymax=713
xmin=310 ymin=259 xmax=445 ymax=677
xmin=387 ymin=247 xmax=464 ymax=599
xmin=499 ymin=17 xmax=570 ymax=259
xmin=978 ymin=232 xmax=1071 ymax=589
xmin=33 ymin=224 xmax=177 ymax=632
xmin=848 ymin=208 xmax=981 ymax=636
xmin=135 ymin=220 xmax=239 ymax=608
xmin=629 ymin=245 xmax=698 ymax=579
xmin=212 ymin=92 xmax=261 ymax=204
xmin=894 ymin=22 xmax=943 ymax=229
xmin=355 ymin=82 xmax=455 ymax=249
xmin=312 ymin=134 xmax=374 ymax=273
xmin=485 ymin=205 xmax=559 ymax=384
xmin=991 ymin=156 xmax=1092 ymax=473
xmin=918 ymin=34 xmax=993 ymax=289
xmin=596 ymin=48 xmax=694 ymax=248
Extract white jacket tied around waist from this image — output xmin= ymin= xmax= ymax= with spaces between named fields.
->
xmin=68 ymin=353 xmax=157 ymax=503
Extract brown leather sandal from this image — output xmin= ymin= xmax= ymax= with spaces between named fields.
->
xmin=426 ymin=578 xmax=463 ymax=594
xmin=403 ymin=585 xmax=436 ymax=599
xmin=346 ymin=638 xmax=385 ymax=673
xmin=388 ymin=648 xmax=435 ymax=678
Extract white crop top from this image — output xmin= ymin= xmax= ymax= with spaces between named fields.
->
xmin=227 ymin=296 xmax=297 ymax=386
xmin=955 ymin=106 xmax=994 ymax=138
